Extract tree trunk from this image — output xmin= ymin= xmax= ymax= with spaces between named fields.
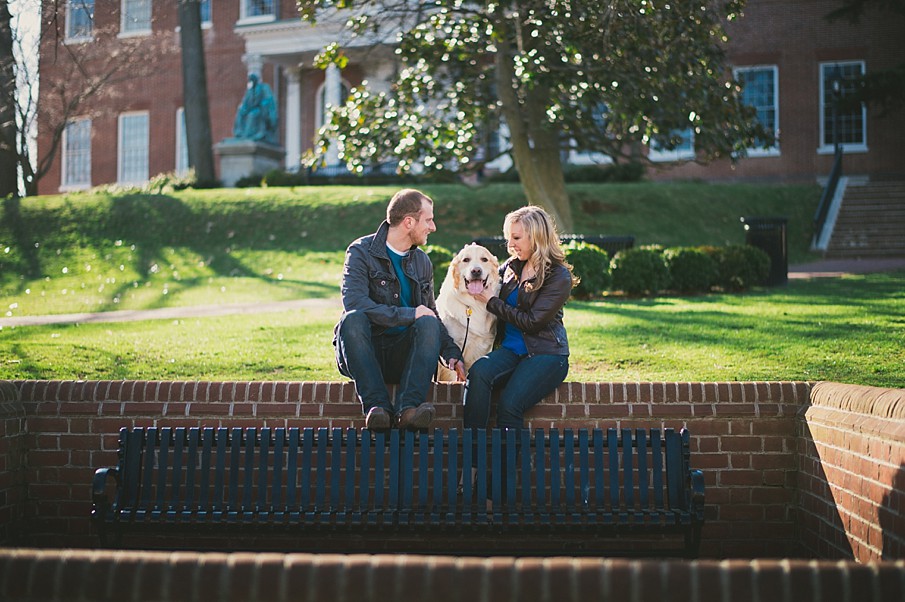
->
xmin=0 ymin=0 xmax=19 ymax=197
xmin=493 ymin=39 xmax=574 ymax=233
xmin=177 ymin=0 xmax=215 ymax=185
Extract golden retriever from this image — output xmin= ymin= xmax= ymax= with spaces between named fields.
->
xmin=436 ymin=243 xmax=501 ymax=381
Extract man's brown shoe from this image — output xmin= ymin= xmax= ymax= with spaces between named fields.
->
xmin=365 ymin=406 xmax=392 ymax=431
xmin=396 ymin=403 xmax=435 ymax=431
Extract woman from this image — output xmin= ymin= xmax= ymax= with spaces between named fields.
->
xmin=463 ymin=205 xmax=577 ymax=431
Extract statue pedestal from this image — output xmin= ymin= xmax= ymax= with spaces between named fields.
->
xmin=215 ymin=139 xmax=285 ymax=187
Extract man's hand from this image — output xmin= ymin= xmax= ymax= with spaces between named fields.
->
xmin=448 ymin=359 xmax=466 ymax=381
xmin=414 ymin=305 xmax=435 ymax=319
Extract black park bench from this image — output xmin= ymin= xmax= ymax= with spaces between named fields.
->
xmin=92 ymin=426 xmax=705 ymax=556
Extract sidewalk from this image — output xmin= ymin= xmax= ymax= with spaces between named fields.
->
xmin=787 ymin=257 xmax=905 ymax=279
xmin=0 ymin=298 xmax=341 ymax=328
xmin=3 ymin=258 xmax=903 ymax=328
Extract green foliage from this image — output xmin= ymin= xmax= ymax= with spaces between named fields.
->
xmin=563 ymin=241 xmax=611 ymax=299
xmin=610 ymin=247 xmax=669 ymax=296
xmin=704 ymin=244 xmax=771 ymax=291
xmin=664 ymin=247 xmax=718 ymax=293
xmin=298 ymin=0 xmax=770 ymax=173
xmin=422 ymin=244 xmax=455 ymax=287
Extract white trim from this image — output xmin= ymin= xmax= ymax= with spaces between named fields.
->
xmin=818 ymin=60 xmax=867 ymax=153
xmin=238 ymin=0 xmax=277 ymax=26
xmin=120 ymin=0 xmax=152 ymax=36
xmin=61 ymin=118 xmax=92 ymax=190
xmin=175 ymin=108 xmax=189 ymax=175
xmin=648 ymin=129 xmax=695 ymax=162
xmin=734 ymin=64 xmax=780 ymax=157
xmin=117 ymin=111 xmax=150 ymax=185
xmin=65 ymin=0 xmax=95 ymax=43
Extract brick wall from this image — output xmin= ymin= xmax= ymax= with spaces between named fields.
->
xmin=1 ymin=379 xmax=903 ymax=561
xmin=1 ymin=548 xmax=903 ymax=602
xmin=798 ymin=382 xmax=905 ymax=561
xmin=3 ymin=379 xmax=810 ymax=557
xmin=0 ymin=381 xmax=26 ymax=543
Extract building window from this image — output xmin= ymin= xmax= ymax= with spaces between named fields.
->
xmin=176 ymin=108 xmax=189 ymax=175
xmin=820 ymin=61 xmax=867 ymax=153
xmin=121 ymin=0 xmax=152 ymax=35
xmin=648 ymin=129 xmax=695 ymax=162
xmin=239 ymin=0 xmax=276 ymax=23
xmin=735 ymin=65 xmax=779 ymax=156
xmin=200 ymin=0 xmax=211 ymax=24
xmin=118 ymin=112 xmax=149 ymax=185
xmin=66 ymin=0 xmax=95 ymax=41
xmin=62 ymin=119 xmax=92 ymax=189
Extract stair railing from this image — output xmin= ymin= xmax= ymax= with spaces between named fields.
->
xmin=812 ymin=146 xmax=844 ymax=248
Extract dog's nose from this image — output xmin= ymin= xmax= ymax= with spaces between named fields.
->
xmin=470 ymin=268 xmax=483 ymax=279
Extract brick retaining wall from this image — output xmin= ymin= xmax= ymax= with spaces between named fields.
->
xmin=2 ymin=548 xmax=903 ymax=602
xmin=798 ymin=382 xmax=905 ymax=561
xmin=1 ymin=379 xmax=903 ymax=561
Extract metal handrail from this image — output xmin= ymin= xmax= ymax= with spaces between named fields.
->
xmin=812 ymin=146 xmax=844 ymax=246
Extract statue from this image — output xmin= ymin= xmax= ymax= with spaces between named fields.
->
xmin=232 ymin=73 xmax=278 ymax=144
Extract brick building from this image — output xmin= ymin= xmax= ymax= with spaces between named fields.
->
xmin=36 ymin=0 xmax=905 ymax=195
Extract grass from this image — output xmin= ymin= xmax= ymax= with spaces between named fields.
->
xmin=3 ymin=181 xmax=902 ymax=388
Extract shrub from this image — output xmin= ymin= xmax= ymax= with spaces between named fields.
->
xmin=563 ymin=162 xmax=646 ymax=183
xmin=707 ymin=244 xmax=771 ymax=291
xmin=563 ymin=241 xmax=611 ymax=299
xmin=664 ymin=247 xmax=718 ymax=293
xmin=610 ymin=247 xmax=669 ymax=296
xmin=423 ymin=244 xmax=455 ymax=287
xmin=234 ymin=173 xmax=264 ymax=188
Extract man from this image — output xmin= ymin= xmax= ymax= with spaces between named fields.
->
xmin=334 ymin=189 xmax=466 ymax=431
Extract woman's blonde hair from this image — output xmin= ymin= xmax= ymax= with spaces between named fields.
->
xmin=503 ymin=206 xmax=577 ymax=291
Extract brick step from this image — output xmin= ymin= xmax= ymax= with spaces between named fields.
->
xmin=839 ymin=199 xmax=905 ymax=208
xmin=832 ymin=220 xmax=905 ymax=229
xmin=825 ymin=248 xmax=905 ymax=259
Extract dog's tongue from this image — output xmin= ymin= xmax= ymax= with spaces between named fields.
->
xmin=466 ymin=280 xmax=485 ymax=295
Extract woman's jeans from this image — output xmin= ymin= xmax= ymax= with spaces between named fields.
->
xmin=335 ymin=310 xmax=441 ymax=416
xmin=463 ymin=347 xmax=569 ymax=430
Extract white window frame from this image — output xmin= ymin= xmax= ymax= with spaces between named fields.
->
xmin=734 ymin=65 xmax=780 ymax=157
xmin=120 ymin=0 xmax=152 ymax=37
xmin=61 ymin=118 xmax=92 ymax=190
xmin=648 ymin=128 xmax=695 ymax=162
xmin=238 ymin=0 xmax=276 ymax=25
xmin=65 ymin=0 xmax=95 ymax=42
xmin=200 ymin=0 xmax=212 ymax=27
xmin=117 ymin=111 xmax=150 ymax=185
xmin=819 ymin=61 xmax=868 ymax=154
xmin=176 ymin=108 xmax=189 ymax=175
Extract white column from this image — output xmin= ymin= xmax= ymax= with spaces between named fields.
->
xmin=284 ymin=68 xmax=302 ymax=170
xmin=324 ymin=63 xmax=342 ymax=166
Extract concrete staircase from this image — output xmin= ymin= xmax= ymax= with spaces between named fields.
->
xmin=825 ymin=180 xmax=905 ymax=258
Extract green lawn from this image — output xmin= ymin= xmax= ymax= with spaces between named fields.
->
xmin=4 ymin=182 xmax=902 ymax=388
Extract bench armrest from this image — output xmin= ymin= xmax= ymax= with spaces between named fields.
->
xmin=91 ymin=466 xmax=120 ymax=518
xmin=689 ymin=468 xmax=705 ymax=516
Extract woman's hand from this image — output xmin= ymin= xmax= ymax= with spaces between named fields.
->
xmin=469 ymin=289 xmax=492 ymax=304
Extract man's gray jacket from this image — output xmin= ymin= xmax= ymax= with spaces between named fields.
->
xmin=334 ymin=220 xmax=463 ymax=366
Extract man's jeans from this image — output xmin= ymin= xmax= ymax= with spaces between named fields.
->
xmin=463 ymin=347 xmax=569 ymax=430
xmin=335 ymin=310 xmax=441 ymax=416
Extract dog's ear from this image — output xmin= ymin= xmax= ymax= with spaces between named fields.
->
xmin=446 ymin=251 xmax=460 ymax=282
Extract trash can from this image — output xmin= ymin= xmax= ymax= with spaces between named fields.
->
xmin=741 ymin=216 xmax=788 ymax=286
